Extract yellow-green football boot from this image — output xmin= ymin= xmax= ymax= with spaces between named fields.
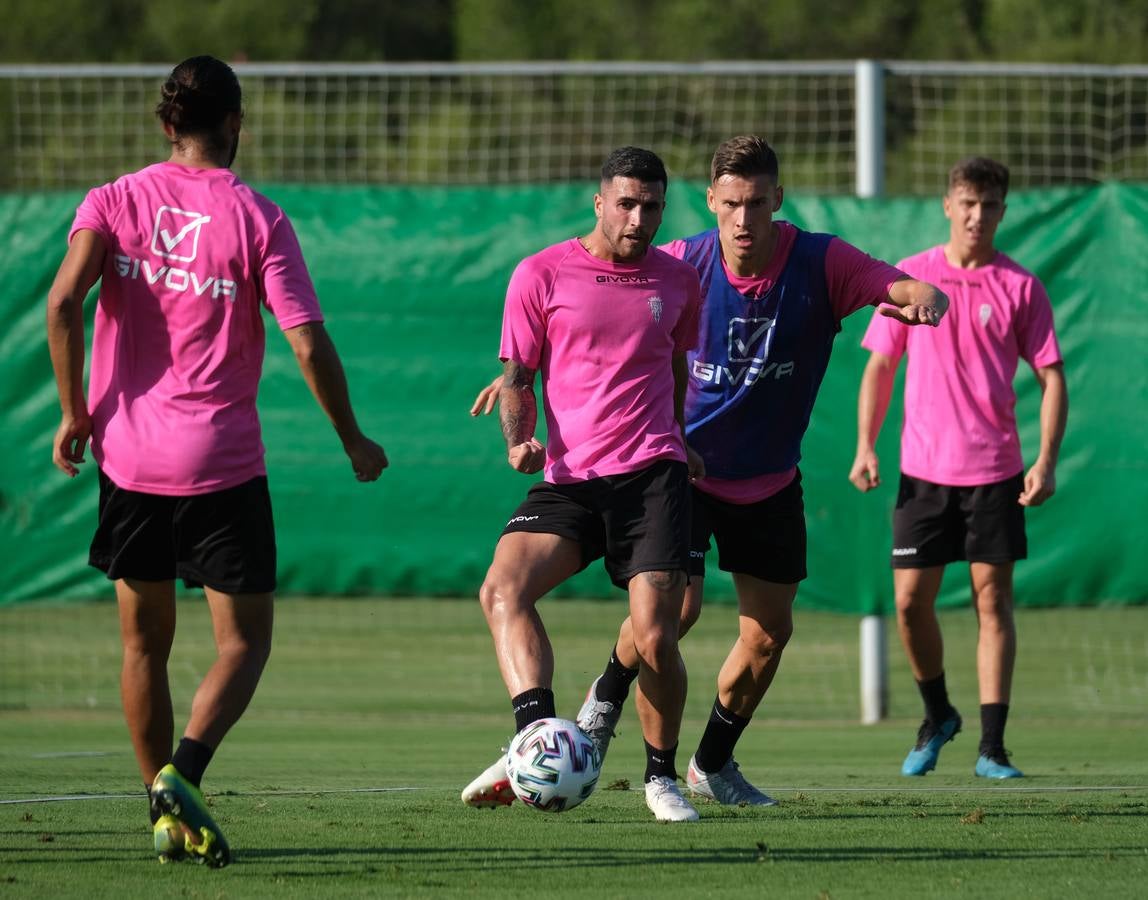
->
xmin=150 ymin=764 xmax=230 ymax=868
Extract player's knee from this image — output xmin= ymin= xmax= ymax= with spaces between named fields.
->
xmin=478 ymin=575 xmax=528 ymax=621
xmin=218 ymin=632 xmax=272 ymax=672
xmin=894 ymin=590 xmax=931 ymax=619
xmin=632 ymin=623 xmax=678 ymax=672
xmin=477 ymin=578 xmax=502 ymax=619
xmin=742 ymin=615 xmax=792 ymax=658
xmin=975 ymin=587 xmax=1014 ymax=623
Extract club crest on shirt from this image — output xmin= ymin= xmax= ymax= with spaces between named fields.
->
xmin=979 ymin=303 xmax=992 ymax=326
xmin=648 ymin=296 xmax=663 ymax=323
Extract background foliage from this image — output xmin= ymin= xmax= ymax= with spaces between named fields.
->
xmin=1 ymin=0 xmax=1147 ymax=64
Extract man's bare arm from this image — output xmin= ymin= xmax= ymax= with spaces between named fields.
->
xmin=500 ymin=360 xmax=545 ymax=474
xmin=848 ymin=351 xmax=900 ymax=492
xmin=1019 ymin=362 xmax=1068 ymax=507
xmin=883 ymin=277 xmax=950 ymax=327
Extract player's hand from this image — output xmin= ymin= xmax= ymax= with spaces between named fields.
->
xmin=344 ymin=434 xmax=389 ymax=482
xmin=879 ymin=302 xmax=943 ymax=327
xmin=686 ymin=445 xmax=706 ymax=481
xmin=508 ymin=438 xmax=545 ymax=474
xmin=1019 ymin=459 xmax=1056 ymax=507
xmin=470 ymin=376 xmax=505 ymax=416
xmin=52 ymin=413 xmax=91 ymax=477
xmin=848 ymin=448 xmax=881 ymax=492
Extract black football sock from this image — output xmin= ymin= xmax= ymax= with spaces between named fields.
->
xmin=512 ymin=687 xmax=556 ymax=733
xmin=172 ymin=737 xmax=215 ymax=789
xmin=644 ymin=741 xmax=679 ymax=783
xmin=979 ymin=703 xmax=1010 ymax=756
xmin=916 ymin=672 xmax=957 ymax=725
xmin=594 ymin=646 xmax=640 ymax=706
xmin=693 ymin=697 xmax=751 ymax=774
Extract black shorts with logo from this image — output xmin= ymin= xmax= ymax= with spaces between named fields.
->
xmin=501 ymin=458 xmax=691 ymax=590
xmin=891 ymin=472 xmax=1027 ymax=568
xmin=689 ymin=470 xmax=807 ymax=584
xmin=89 ymin=469 xmax=277 ymax=593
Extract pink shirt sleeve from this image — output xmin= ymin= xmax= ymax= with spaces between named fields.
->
xmin=499 ymin=256 xmax=549 ymax=368
xmin=825 ymin=237 xmax=906 ymax=321
xmin=659 ymin=238 xmax=688 ymax=260
xmin=257 ymin=208 xmax=324 ymax=330
xmin=70 ymin=183 xmax=117 ymax=244
xmin=1018 ymin=277 xmax=1063 ymax=368
xmin=860 ymin=305 xmax=908 ymax=361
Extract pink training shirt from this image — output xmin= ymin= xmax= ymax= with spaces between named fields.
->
xmin=500 ymin=238 xmax=701 ymax=483
xmin=862 ymin=245 xmax=1062 ymax=486
xmin=70 ymin=162 xmax=324 ymax=495
xmin=663 ymin=223 xmax=906 ymax=503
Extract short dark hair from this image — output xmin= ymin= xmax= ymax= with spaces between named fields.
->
xmin=711 ymin=135 xmax=779 ymax=182
xmin=600 ymin=146 xmax=668 ymax=190
xmin=948 ymin=157 xmax=1010 ymax=198
xmin=155 ymin=55 xmax=243 ymax=138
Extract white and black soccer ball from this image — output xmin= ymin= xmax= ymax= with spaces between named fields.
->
xmin=505 ymin=717 xmax=602 ymax=812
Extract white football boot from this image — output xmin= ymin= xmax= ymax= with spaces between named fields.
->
xmin=686 ymin=755 xmax=778 ymax=806
xmin=461 ymin=754 xmax=515 ymax=808
xmin=575 ymin=677 xmax=624 ymax=764
xmin=644 ymin=775 xmax=700 ymax=822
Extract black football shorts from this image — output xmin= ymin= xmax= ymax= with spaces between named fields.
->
xmin=89 ymin=469 xmax=277 ymax=594
xmin=689 ymin=470 xmax=807 ymax=584
xmin=891 ymin=472 xmax=1027 ymax=568
xmin=501 ymin=458 xmax=691 ymax=589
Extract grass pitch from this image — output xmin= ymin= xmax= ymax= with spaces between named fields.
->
xmin=1 ymin=599 xmax=1146 ymax=898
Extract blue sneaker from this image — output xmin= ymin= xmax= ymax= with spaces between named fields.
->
xmin=975 ymin=749 xmax=1024 ymax=779
xmin=901 ymin=712 xmax=962 ymax=776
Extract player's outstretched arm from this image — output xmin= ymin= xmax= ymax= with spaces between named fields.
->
xmin=500 ymin=360 xmax=544 ymax=474
xmin=46 ymin=229 xmax=106 ymax=477
xmin=882 ymin=277 xmax=950 ymax=327
xmin=283 ymin=321 xmax=388 ymax=482
xmin=1019 ymin=362 xmax=1068 ymax=507
xmin=470 ymin=374 xmax=504 ymax=416
xmin=849 ymin=351 xmax=899 ymax=492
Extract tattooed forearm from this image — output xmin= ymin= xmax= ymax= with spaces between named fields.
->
xmin=499 ymin=360 xmax=537 ymax=447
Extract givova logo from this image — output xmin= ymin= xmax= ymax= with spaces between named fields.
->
xmin=151 ymin=206 xmax=212 ymax=262
xmin=692 ymin=315 xmax=796 ymax=386
xmin=728 ymin=316 xmax=775 ymax=362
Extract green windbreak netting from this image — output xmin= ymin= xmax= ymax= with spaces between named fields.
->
xmin=2 ymin=182 xmax=1144 ymax=611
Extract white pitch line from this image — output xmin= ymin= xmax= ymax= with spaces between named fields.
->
xmin=31 ymin=751 xmax=117 ymax=759
xmin=0 ymin=787 xmax=424 ymax=805
xmin=1 ymin=784 xmax=1143 ymax=805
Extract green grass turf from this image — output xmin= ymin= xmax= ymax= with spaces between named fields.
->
xmin=1 ymin=599 xmax=1146 ymax=898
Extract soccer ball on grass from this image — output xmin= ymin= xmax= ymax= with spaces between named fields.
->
xmin=505 ymin=717 xmax=602 ymax=812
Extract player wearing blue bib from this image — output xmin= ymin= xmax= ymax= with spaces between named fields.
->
xmin=472 ymin=136 xmax=948 ymax=807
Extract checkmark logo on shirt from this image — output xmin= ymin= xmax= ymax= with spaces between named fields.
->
xmin=150 ymin=206 xmax=212 ymax=261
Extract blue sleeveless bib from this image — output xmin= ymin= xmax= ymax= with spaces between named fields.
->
xmin=681 ymin=227 xmax=838 ymax=479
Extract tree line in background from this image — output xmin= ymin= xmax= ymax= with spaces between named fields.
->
xmin=1 ymin=0 xmax=1147 ymax=64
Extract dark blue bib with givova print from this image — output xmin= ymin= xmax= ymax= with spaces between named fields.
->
xmin=680 ymin=227 xmax=838 ymax=479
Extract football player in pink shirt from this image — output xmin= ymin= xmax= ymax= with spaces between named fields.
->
xmin=46 ymin=56 xmax=388 ymax=865
xmin=461 ymin=147 xmax=706 ymax=822
xmin=850 ymin=157 xmax=1068 ymax=779
xmin=473 ymin=136 xmax=949 ymax=809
